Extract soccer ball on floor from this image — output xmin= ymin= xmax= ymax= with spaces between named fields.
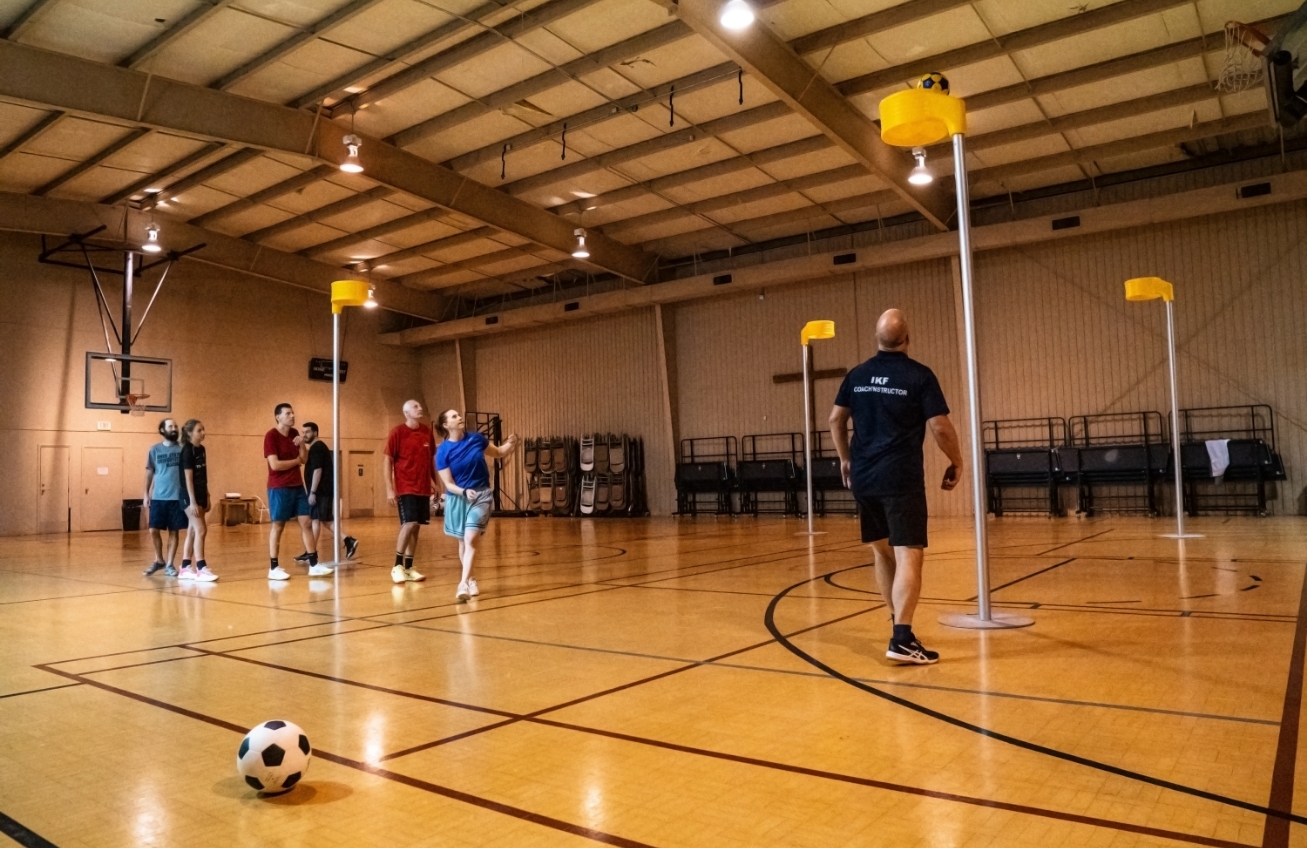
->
xmin=236 ymin=720 xmax=312 ymax=795
xmin=917 ymin=72 xmax=949 ymax=93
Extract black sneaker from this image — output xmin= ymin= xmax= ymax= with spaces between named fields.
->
xmin=294 ymin=551 xmax=312 ymax=564
xmin=164 ymin=564 xmax=179 ymax=578
xmin=344 ymin=537 xmax=358 ymax=559
xmin=143 ymin=562 xmax=166 ymax=576
xmin=887 ymin=636 xmax=939 ymax=665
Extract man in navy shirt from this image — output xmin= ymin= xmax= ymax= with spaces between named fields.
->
xmin=830 ymin=309 xmax=963 ymax=665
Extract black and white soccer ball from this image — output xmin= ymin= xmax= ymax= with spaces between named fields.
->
xmin=236 ymin=720 xmax=311 ymax=795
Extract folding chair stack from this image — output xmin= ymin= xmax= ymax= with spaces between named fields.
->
xmin=576 ymin=433 xmax=647 ymax=517
xmin=525 ymin=436 xmax=578 ymax=515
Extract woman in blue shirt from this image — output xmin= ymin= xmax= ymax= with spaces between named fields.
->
xmin=435 ymin=409 xmax=519 ymax=602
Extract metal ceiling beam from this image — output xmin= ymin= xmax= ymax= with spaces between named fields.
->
xmin=188 ymin=163 xmax=336 ymax=227
xmin=397 ymin=244 xmax=545 ymax=289
xmin=790 ymin=0 xmax=973 ymax=56
xmin=0 ymin=40 xmax=657 ymax=282
xmin=124 ymin=0 xmax=237 ymax=70
xmin=215 ymin=0 xmax=387 ymax=91
xmin=242 ymin=185 xmax=397 ymax=242
xmin=139 ymin=147 xmax=262 ymax=210
xmin=33 ymin=127 xmax=153 ymax=197
xmin=300 ymin=208 xmax=459 ymax=258
xmin=368 ymin=226 xmax=501 ymax=268
xmin=675 ymin=0 xmax=952 ymax=229
xmin=0 ymin=191 xmax=444 ymax=319
xmin=0 ymin=109 xmax=64 ymax=162
xmin=836 ymin=0 xmax=1189 ymax=98
xmin=2 ymin=0 xmax=59 ymax=40
xmin=100 ymin=141 xmax=226 ymax=205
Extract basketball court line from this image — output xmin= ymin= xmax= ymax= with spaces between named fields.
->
xmin=1259 ymin=560 xmax=1307 ymax=848
xmin=0 ymin=810 xmax=56 ymax=848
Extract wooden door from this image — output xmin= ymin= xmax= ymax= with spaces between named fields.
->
xmin=37 ymin=446 xmax=70 ymax=534
xmin=81 ymin=447 xmax=124 ymax=531
xmin=347 ymin=450 xmax=375 ymax=517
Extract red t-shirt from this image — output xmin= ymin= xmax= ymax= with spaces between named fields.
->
xmin=385 ymin=423 xmax=435 ymax=496
xmin=264 ymin=427 xmax=304 ymax=489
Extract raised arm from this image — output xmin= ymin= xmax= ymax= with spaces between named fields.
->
xmin=485 ymin=433 xmax=519 ymax=459
xmin=927 ymin=414 xmax=964 ymax=491
xmin=828 ymin=405 xmax=852 ymax=488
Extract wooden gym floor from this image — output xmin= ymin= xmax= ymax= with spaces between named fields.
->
xmin=1 ymin=514 xmax=1305 ymax=848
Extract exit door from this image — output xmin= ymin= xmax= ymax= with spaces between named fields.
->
xmin=347 ymin=451 xmax=375 ymax=517
xmin=38 ymin=446 xmax=70 ymax=534
xmin=81 ymin=447 xmax=123 ymax=531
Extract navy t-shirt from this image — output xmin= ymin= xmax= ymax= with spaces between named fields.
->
xmin=436 ymin=432 xmax=490 ymax=490
xmin=834 ymin=350 xmax=949 ymax=497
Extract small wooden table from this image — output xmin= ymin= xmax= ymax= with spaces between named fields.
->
xmin=218 ymin=498 xmax=258 ymax=526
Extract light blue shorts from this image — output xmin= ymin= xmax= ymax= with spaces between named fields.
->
xmin=444 ymin=489 xmax=493 ymax=538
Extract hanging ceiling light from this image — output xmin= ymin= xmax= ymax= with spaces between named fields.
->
xmin=572 ymin=228 xmax=590 ymax=259
xmin=141 ymin=223 xmax=163 ymax=254
xmin=340 ymin=134 xmax=364 ymax=173
xmin=364 ymin=286 xmax=378 ymax=308
xmin=908 ymin=146 xmax=933 ymax=186
xmin=720 ymin=0 xmax=754 ymax=29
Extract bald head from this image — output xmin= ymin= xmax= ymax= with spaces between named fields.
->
xmin=876 ymin=309 xmax=909 ymax=351
xmin=402 ymin=399 xmax=425 ymax=424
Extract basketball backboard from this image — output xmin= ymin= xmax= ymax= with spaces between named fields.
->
xmin=85 ymin=352 xmax=172 ymax=413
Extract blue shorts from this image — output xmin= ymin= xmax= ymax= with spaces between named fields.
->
xmin=148 ymin=500 xmax=187 ymax=532
xmin=268 ymin=487 xmax=311 ymax=523
xmin=444 ymin=490 xmax=493 ymax=538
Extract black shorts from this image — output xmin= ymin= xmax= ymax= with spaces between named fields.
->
xmin=397 ymin=494 xmax=430 ymax=526
xmin=857 ymin=491 xmax=928 ymax=547
xmin=310 ymin=495 xmax=334 ymax=523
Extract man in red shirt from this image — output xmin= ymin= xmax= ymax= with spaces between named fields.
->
xmin=264 ymin=402 xmax=321 ymax=581
xmin=385 ymin=399 xmax=437 ymax=584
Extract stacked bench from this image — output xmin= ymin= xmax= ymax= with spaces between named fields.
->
xmin=673 ymin=432 xmax=854 ymax=518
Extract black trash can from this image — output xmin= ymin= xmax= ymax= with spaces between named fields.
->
xmin=122 ymin=498 xmax=144 ymax=531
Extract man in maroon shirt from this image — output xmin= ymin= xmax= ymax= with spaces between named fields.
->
xmin=264 ymin=402 xmax=320 ymax=581
xmin=384 ymin=399 xmax=436 ymax=584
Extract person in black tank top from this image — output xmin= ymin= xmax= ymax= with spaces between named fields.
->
xmin=830 ymin=309 xmax=963 ymax=665
xmin=178 ymin=420 xmax=217 ymax=582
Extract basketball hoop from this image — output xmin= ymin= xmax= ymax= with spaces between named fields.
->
xmin=1219 ymin=21 xmax=1270 ymax=93
xmin=126 ymin=393 xmax=150 ymax=417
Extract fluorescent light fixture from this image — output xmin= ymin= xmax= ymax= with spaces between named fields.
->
xmin=141 ymin=223 xmax=163 ymax=254
xmin=571 ymin=228 xmax=590 ymax=259
xmin=364 ymin=286 xmax=378 ymax=308
xmin=341 ymin=134 xmax=364 ymax=173
xmin=908 ymin=146 xmax=932 ymax=186
xmin=720 ymin=0 xmax=754 ymax=29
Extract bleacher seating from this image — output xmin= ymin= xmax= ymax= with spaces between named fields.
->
xmin=1176 ymin=405 xmax=1288 ymax=515
xmin=982 ymin=418 xmax=1066 ymax=517
xmin=1067 ymin=412 xmax=1168 ymax=516
xmin=738 ymin=434 xmax=803 ymax=516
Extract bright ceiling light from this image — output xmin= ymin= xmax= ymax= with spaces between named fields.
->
xmin=720 ymin=0 xmax=754 ymax=29
xmin=141 ymin=223 xmax=163 ymax=254
xmin=571 ymin=228 xmax=590 ymax=259
xmin=341 ymin=134 xmax=364 ymax=173
xmin=908 ymin=146 xmax=933 ymax=186
xmin=364 ymin=286 xmax=378 ymax=308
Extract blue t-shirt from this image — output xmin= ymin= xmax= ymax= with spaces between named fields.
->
xmin=146 ymin=441 xmax=183 ymax=501
xmin=436 ymin=432 xmax=490 ymax=490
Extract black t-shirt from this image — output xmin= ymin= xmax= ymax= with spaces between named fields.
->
xmin=304 ymin=441 xmax=332 ymax=498
xmin=834 ymin=350 xmax=949 ymax=497
xmin=179 ymin=444 xmax=208 ymax=504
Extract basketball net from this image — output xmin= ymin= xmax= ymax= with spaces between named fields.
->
xmin=126 ymin=393 xmax=150 ymax=417
xmin=1218 ymin=21 xmax=1269 ymax=93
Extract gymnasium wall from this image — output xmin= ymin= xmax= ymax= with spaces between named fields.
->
xmin=0 ymin=230 xmax=425 ymax=537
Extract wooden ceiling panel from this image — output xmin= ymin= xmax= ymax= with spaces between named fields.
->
xmin=643 ymin=225 xmax=743 ymax=257
xmin=717 ymin=113 xmax=821 ymax=154
xmin=367 ymin=220 xmax=466 ymax=251
xmin=262 ymin=221 xmax=349 ymax=254
xmin=944 ymin=55 xmax=1026 ymax=99
xmin=264 ymin=180 xmax=357 ymax=215
xmin=618 ymin=137 xmax=739 ymax=183
xmin=707 ymin=191 xmax=812 ymax=225
xmin=971 ymin=0 xmax=1096 ymax=37
xmin=862 ymin=6 xmax=992 ymax=70
xmin=227 ymin=39 xmax=373 ymax=105
xmin=544 ymin=0 xmax=670 ymax=53
xmin=355 ymin=79 xmax=472 ymax=140
xmin=207 ymin=204 xmax=300 ymax=239
xmin=755 ymin=144 xmax=855 ymax=181
xmin=100 ymin=132 xmax=210 ymax=174
xmin=404 ymin=110 xmax=533 ymax=166
xmin=0 ymin=152 xmax=77 ymax=194
xmin=204 ymin=157 xmax=304 ymax=197
xmin=318 ymin=196 xmax=418 ymax=231
xmin=515 ymin=169 xmax=633 ymax=208
xmin=372 ymin=255 xmax=441 ymax=277
xmin=17 ymin=0 xmax=168 ymax=64
xmin=25 ymin=118 xmax=131 ymax=161
xmin=606 ymin=34 xmax=724 ymax=91
xmin=514 ymin=25 xmax=587 ymax=67
xmin=155 ymin=184 xmax=241 ymax=219
xmin=579 ymin=192 xmax=672 ymax=226
xmin=328 ymin=0 xmax=456 ymax=56
xmin=762 ymin=0 xmax=852 ymax=41
xmin=801 ymin=174 xmax=887 ymax=204
xmin=1218 ymin=88 xmax=1271 ymax=116
xmin=0 ymin=102 xmax=50 ymax=147
xmin=435 ymin=42 xmax=553 ymax=102
xmin=566 ymin=112 xmax=662 ymax=154
xmin=1197 ymin=0 xmax=1301 ymax=25
xmin=971 ymin=133 xmax=1070 ymax=168
xmin=811 ymin=38 xmax=890 ymax=88
xmin=649 ymin=75 xmax=780 ymax=128
xmin=44 ymin=165 xmax=140 ymax=202
xmin=424 ymin=236 xmax=513 ymax=263
xmin=575 ymin=66 xmax=644 ymax=101
xmin=1037 ymin=57 xmax=1207 ymax=115
xmin=736 ymin=211 xmax=843 ymax=243
xmin=513 ymin=81 xmax=614 ymax=130
xmin=478 ymin=251 xmax=555 ymax=277
xmin=150 ymin=8 xmax=295 ymax=88
xmin=1013 ymin=8 xmax=1198 ymax=79
xmin=460 ymin=135 xmax=563 ymax=186
xmin=963 ymin=99 xmax=1048 ymax=136
xmin=619 ymin=214 xmax=719 ymax=246
xmin=1065 ymin=100 xmax=1223 ymax=148
xmin=658 ymin=167 xmax=775 ymax=205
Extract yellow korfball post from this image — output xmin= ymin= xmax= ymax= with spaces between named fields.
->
xmin=879 ymin=77 xmax=1032 ymax=630
xmin=326 ymin=280 xmax=378 ymax=571
xmin=800 ymin=321 xmax=835 ymax=536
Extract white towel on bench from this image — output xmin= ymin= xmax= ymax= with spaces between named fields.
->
xmin=1205 ymin=439 xmax=1230 ymax=481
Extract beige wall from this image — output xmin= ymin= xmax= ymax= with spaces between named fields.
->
xmin=0 ymin=231 xmax=424 ymax=536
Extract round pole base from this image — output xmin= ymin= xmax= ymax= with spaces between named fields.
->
xmin=1161 ymin=533 xmax=1204 ymax=539
xmin=938 ymin=611 xmax=1035 ymax=630
xmin=795 ymin=531 xmax=828 ymax=537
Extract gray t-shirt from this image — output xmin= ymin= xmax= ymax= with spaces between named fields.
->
xmin=147 ymin=441 xmax=182 ymax=501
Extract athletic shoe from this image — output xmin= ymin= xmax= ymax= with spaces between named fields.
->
xmin=164 ymin=564 xmax=179 ymax=578
xmin=143 ymin=562 xmax=166 ymax=576
xmin=307 ymin=563 xmax=334 ymax=577
xmin=178 ymin=566 xmax=198 ymax=581
xmin=404 ymin=567 xmax=425 ymax=583
xmin=294 ymin=552 xmax=312 ymax=564
xmin=466 ymin=577 xmax=479 ymax=597
xmin=455 ymin=581 xmax=471 ymax=602
xmin=390 ymin=565 xmax=407 ymax=585
xmin=344 ymin=537 xmax=359 ymax=559
xmin=886 ymin=636 xmax=939 ymax=665
xmin=194 ymin=567 xmax=218 ymax=583
xmin=268 ymin=567 xmax=291 ymax=581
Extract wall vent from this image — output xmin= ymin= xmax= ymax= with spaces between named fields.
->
xmin=833 ymin=253 xmax=856 ymax=265
xmin=1238 ymin=182 xmax=1272 ymax=199
xmin=1051 ymin=215 xmax=1081 ymax=231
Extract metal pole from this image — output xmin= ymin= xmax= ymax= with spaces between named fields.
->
xmin=802 ymin=343 xmax=815 ymax=535
xmin=121 ymin=249 xmax=135 ymax=400
xmin=938 ymin=133 xmax=1032 ymax=630
xmin=1165 ymin=299 xmax=1186 ymax=536
xmin=332 ymin=311 xmax=342 ymax=569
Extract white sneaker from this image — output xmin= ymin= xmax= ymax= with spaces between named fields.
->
xmin=177 ymin=567 xmax=196 ymax=581
xmin=455 ymin=581 xmax=471 ymax=602
xmin=268 ymin=567 xmax=290 ymax=581
xmin=466 ymin=578 xmax=479 ymax=597
xmin=390 ymin=565 xmax=407 ymax=585
xmin=307 ymin=564 xmax=334 ymax=576
xmin=405 ymin=567 xmax=425 ymax=582
xmin=194 ymin=567 xmax=218 ymax=583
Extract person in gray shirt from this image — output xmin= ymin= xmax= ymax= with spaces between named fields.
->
xmin=143 ymin=418 xmax=187 ymax=577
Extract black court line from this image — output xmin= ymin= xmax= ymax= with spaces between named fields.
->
xmin=1260 ymin=560 xmax=1307 ymax=848
xmin=1035 ymin=528 xmax=1114 ymax=555
xmin=0 ymin=683 xmax=82 ymax=700
xmin=985 ymin=558 xmax=1077 ymax=595
xmin=765 ymin=563 xmax=1307 ymax=828
xmin=0 ymin=810 xmax=57 ymax=848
